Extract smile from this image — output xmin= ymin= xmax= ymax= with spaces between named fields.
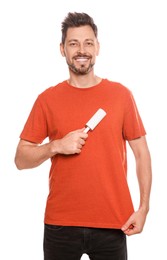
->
xmin=75 ymin=57 xmax=89 ymax=62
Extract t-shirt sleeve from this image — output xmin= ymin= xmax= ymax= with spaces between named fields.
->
xmin=20 ymin=96 xmax=48 ymax=144
xmin=123 ymin=91 xmax=146 ymax=140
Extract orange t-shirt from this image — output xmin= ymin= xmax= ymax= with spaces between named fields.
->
xmin=20 ymin=79 xmax=146 ymax=229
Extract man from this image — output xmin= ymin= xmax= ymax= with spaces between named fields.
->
xmin=15 ymin=12 xmax=152 ymax=260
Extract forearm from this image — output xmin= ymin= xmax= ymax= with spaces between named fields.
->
xmin=122 ymin=142 xmax=152 ymax=235
xmin=15 ymin=129 xmax=88 ymax=170
xmin=15 ymin=140 xmax=59 ymax=170
xmin=136 ymin=149 xmax=152 ymax=213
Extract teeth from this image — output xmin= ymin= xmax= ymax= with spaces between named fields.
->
xmin=76 ymin=58 xmax=87 ymax=61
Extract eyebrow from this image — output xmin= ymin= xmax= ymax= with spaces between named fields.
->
xmin=68 ymin=39 xmax=94 ymax=43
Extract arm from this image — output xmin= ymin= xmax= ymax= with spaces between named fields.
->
xmin=121 ymin=136 xmax=152 ymax=235
xmin=14 ymin=128 xmax=88 ymax=170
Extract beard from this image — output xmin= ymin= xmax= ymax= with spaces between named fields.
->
xmin=66 ymin=54 xmax=95 ymax=75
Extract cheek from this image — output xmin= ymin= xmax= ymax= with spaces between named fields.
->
xmin=63 ymin=49 xmax=74 ymax=59
xmin=95 ymin=44 xmax=100 ymax=56
xmin=95 ymin=47 xmax=100 ymax=56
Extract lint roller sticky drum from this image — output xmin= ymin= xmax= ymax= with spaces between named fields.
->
xmin=83 ymin=108 xmax=107 ymax=133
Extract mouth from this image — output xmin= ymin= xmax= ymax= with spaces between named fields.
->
xmin=75 ymin=57 xmax=89 ymax=62
xmin=73 ymin=55 xmax=92 ymax=62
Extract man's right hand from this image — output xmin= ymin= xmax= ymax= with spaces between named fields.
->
xmin=15 ymin=128 xmax=88 ymax=170
xmin=52 ymin=128 xmax=88 ymax=155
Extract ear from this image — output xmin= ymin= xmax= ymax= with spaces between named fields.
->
xmin=60 ymin=43 xmax=65 ymax=57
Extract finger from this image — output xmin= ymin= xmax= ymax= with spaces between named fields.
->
xmin=75 ymin=148 xmax=82 ymax=154
xmin=80 ymin=132 xmax=88 ymax=140
xmin=70 ymin=129 xmax=88 ymax=140
xmin=72 ymin=128 xmax=85 ymax=133
xmin=123 ymin=226 xmax=139 ymax=236
xmin=121 ymin=221 xmax=134 ymax=232
xmin=80 ymin=139 xmax=86 ymax=145
xmin=77 ymin=144 xmax=82 ymax=149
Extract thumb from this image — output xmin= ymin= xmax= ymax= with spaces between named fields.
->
xmin=71 ymin=128 xmax=85 ymax=133
xmin=121 ymin=219 xmax=134 ymax=232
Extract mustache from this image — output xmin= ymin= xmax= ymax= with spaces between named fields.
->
xmin=73 ymin=53 xmax=92 ymax=59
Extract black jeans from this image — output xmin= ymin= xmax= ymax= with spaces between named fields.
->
xmin=44 ymin=224 xmax=127 ymax=260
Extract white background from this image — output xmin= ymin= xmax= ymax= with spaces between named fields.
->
xmin=0 ymin=0 xmax=166 ymax=259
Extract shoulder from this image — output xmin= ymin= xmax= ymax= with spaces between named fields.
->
xmin=39 ymin=80 xmax=67 ymax=97
xmin=104 ymin=79 xmax=130 ymax=91
xmin=36 ymin=80 xmax=68 ymax=103
xmin=103 ymin=79 xmax=132 ymax=99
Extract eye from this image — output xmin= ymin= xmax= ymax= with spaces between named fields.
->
xmin=69 ymin=42 xmax=78 ymax=47
xmin=85 ymin=41 xmax=94 ymax=47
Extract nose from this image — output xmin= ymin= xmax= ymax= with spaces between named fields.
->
xmin=77 ymin=43 xmax=86 ymax=54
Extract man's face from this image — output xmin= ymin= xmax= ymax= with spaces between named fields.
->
xmin=60 ymin=25 xmax=99 ymax=75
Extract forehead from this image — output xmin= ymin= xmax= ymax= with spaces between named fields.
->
xmin=66 ymin=25 xmax=97 ymax=42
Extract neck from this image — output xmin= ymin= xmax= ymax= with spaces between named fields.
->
xmin=67 ymin=72 xmax=102 ymax=89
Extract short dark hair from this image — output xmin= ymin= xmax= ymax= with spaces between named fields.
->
xmin=61 ymin=12 xmax=98 ymax=44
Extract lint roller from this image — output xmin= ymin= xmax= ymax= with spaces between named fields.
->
xmin=83 ymin=108 xmax=107 ymax=133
